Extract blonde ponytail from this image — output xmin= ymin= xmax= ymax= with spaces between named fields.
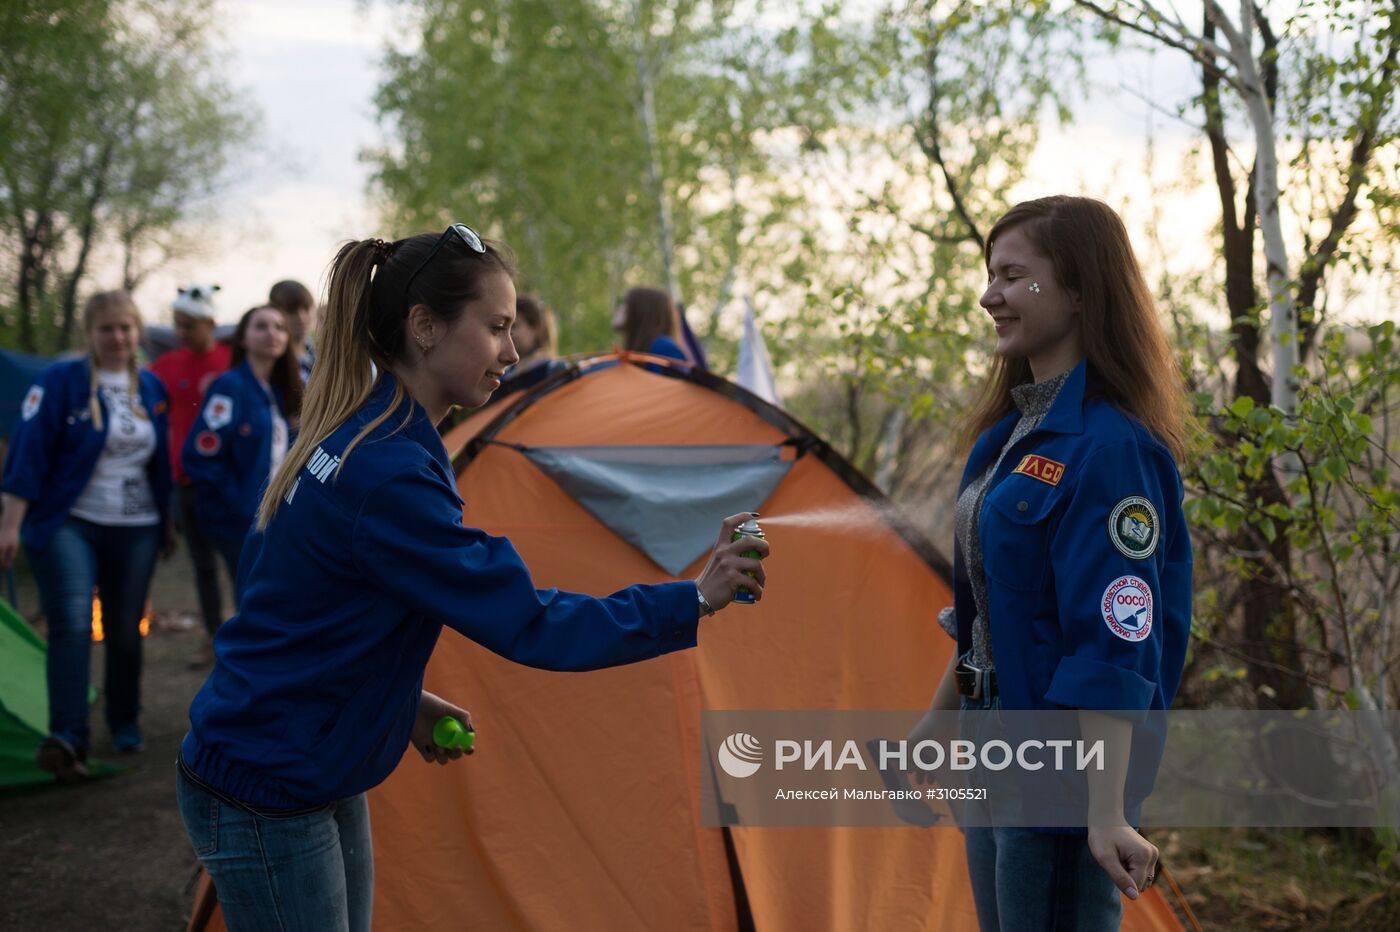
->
xmin=257 ymin=227 xmax=517 ymax=529
xmin=257 ymin=240 xmax=409 ymax=528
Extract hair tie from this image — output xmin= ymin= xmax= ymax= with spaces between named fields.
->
xmin=370 ymin=238 xmax=397 ymax=263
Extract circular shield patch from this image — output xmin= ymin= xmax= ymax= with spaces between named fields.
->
xmin=1101 ymin=575 xmax=1153 ymax=642
xmin=1108 ymin=495 xmax=1158 ymax=560
xmin=21 ymin=385 xmax=43 ymax=421
xmin=195 ymin=430 xmax=221 ymax=456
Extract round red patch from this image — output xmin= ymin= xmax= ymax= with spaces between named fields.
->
xmin=195 ymin=430 xmax=221 ymax=455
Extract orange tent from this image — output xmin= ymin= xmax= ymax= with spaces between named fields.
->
xmin=189 ymin=354 xmax=1183 ymax=931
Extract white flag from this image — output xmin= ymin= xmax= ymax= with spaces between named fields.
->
xmin=736 ymin=295 xmax=781 ymax=407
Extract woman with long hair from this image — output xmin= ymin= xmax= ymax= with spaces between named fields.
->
xmin=175 ymin=224 xmax=767 ymax=931
xmin=613 ymin=285 xmax=689 ymax=362
xmin=915 ymin=196 xmax=1192 ymax=930
xmin=511 ymin=293 xmax=556 ymax=368
xmin=497 ymin=293 xmax=565 ymax=394
xmin=0 ymin=291 xmax=173 ymax=776
xmin=181 ymin=305 xmax=303 ymax=585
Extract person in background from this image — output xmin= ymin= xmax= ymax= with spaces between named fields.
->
xmin=182 ymin=306 xmax=302 ymax=587
xmin=269 ymin=279 xmax=316 ymax=384
xmin=613 ymin=286 xmax=690 ymax=364
xmin=151 ymin=284 xmax=230 ymax=666
xmin=511 ymin=294 xmax=557 ymax=371
xmin=498 ymin=294 xmax=563 ymax=394
xmin=0 ymin=291 xmax=173 ymax=779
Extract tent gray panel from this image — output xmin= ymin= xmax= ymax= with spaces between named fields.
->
xmin=520 ymin=445 xmax=791 ymax=575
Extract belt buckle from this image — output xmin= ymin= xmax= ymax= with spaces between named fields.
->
xmin=959 ymin=660 xmax=986 ymax=701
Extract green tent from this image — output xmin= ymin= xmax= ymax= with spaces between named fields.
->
xmin=0 ymin=599 xmax=118 ymax=787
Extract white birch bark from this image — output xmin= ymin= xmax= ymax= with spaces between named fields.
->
xmin=632 ymin=2 xmax=679 ymax=300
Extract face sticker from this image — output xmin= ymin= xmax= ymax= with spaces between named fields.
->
xmin=195 ymin=430 xmax=222 ymax=456
xmin=1102 ymin=575 xmax=1153 ymax=641
xmin=21 ymin=386 xmax=43 ymax=421
xmin=1109 ymin=495 xmax=1158 ymax=560
xmin=203 ymin=393 xmax=234 ymax=430
xmin=1013 ymin=454 xmax=1066 ymax=486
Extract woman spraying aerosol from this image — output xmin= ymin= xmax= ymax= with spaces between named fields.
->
xmin=175 ymin=224 xmax=769 ymax=932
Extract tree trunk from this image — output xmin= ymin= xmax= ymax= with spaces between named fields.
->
xmin=632 ymin=2 xmax=678 ymax=299
xmin=1209 ymin=1 xmax=1296 ymax=414
xmin=1202 ymin=11 xmax=1311 ymax=710
xmin=60 ymin=139 xmax=116 ymax=346
xmin=16 ymin=211 xmax=54 ymax=354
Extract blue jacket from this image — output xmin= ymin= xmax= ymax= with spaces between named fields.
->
xmin=954 ymin=359 xmax=1192 ymax=718
xmin=181 ymin=361 xmax=292 ymax=542
xmin=648 ymin=335 xmax=689 ymax=362
xmin=181 ymin=375 xmax=700 ymax=809
xmin=2 ymin=358 xmax=171 ymax=550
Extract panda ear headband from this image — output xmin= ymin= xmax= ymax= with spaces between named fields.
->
xmin=173 ymin=283 xmax=221 ymax=319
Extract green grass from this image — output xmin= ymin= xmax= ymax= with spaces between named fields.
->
xmin=1159 ymin=827 xmax=1400 ymax=930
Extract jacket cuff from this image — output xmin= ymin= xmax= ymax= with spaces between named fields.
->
xmin=654 ymin=581 xmax=700 ymax=656
xmin=1 ymin=478 xmax=38 ymax=503
xmin=1045 ymin=655 xmax=1155 ymax=721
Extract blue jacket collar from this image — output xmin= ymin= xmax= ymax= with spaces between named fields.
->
xmin=959 ymin=358 xmax=1091 ymax=493
xmin=1032 ymin=357 xmax=1088 ymax=437
xmin=363 ymin=374 xmax=450 ymax=473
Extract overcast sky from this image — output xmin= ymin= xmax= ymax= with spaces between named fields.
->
xmin=122 ymin=1 xmax=1389 ymax=331
xmin=130 ymin=0 xmax=401 ymax=325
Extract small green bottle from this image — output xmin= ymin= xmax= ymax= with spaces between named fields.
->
xmin=433 ymin=716 xmax=475 ymax=751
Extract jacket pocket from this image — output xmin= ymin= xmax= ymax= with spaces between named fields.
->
xmin=979 ymin=479 xmax=1061 ymax=593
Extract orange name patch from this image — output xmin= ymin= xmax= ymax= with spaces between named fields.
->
xmin=1013 ymin=454 xmax=1066 ymax=486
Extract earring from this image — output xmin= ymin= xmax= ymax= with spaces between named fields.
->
xmin=1028 ymin=281 xmax=1042 ymax=294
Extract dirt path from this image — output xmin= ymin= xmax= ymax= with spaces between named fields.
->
xmin=1 ymin=559 xmax=215 ymax=931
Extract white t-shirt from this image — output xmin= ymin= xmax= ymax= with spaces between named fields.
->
xmin=263 ymin=381 xmax=289 ymax=477
xmin=70 ymin=370 xmax=160 ymax=526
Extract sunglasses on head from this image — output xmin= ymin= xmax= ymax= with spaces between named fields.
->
xmin=403 ymin=222 xmax=486 ymax=294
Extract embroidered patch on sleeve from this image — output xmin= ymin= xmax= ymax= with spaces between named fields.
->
xmin=1102 ymin=575 xmax=1153 ymax=642
xmin=21 ymin=385 xmax=43 ymax=421
xmin=1012 ymin=454 xmax=1066 ymax=486
xmin=203 ymin=394 xmax=233 ymax=430
xmin=1109 ymin=495 xmax=1159 ymax=560
xmin=195 ymin=430 xmax=222 ymax=456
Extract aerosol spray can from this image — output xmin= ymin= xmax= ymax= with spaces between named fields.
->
xmin=731 ymin=515 xmax=764 ymax=604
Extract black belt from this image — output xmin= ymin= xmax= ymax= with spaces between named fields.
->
xmin=954 ymin=662 xmax=997 ymax=700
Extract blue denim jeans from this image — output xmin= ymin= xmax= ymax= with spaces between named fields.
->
xmin=176 ymin=762 xmax=374 ymax=932
xmin=959 ymin=693 xmax=1123 ymax=931
xmin=27 ymin=517 xmax=160 ymax=750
